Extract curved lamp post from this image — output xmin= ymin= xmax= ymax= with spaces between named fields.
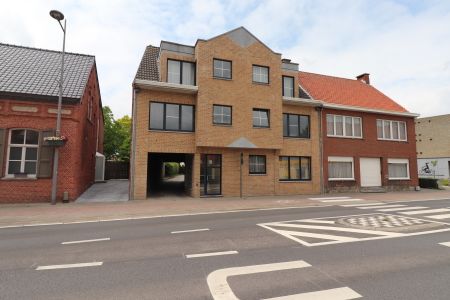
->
xmin=49 ymin=10 xmax=66 ymax=205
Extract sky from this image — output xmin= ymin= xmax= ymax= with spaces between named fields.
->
xmin=1 ymin=0 xmax=450 ymax=118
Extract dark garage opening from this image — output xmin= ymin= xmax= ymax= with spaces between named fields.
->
xmin=147 ymin=153 xmax=193 ymax=197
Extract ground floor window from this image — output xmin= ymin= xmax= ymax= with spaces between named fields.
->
xmin=7 ymin=129 xmax=39 ymax=176
xmin=279 ymin=156 xmax=311 ymax=181
xmin=328 ymin=156 xmax=354 ymax=180
xmin=249 ymin=155 xmax=266 ymax=174
xmin=388 ymin=158 xmax=410 ymax=180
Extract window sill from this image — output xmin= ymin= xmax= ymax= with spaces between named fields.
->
xmin=249 ymin=173 xmax=267 ymax=176
xmin=283 ymin=136 xmax=310 ymax=140
xmin=328 ymin=178 xmax=355 ymax=181
xmin=2 ymin=176 xmax=38 ymax=181
xmin=213 ymin=76 xmax=232 ymax=81
xmin=252 ymin=81 xmax=270 ymax=86
xmin=213 ymin=123 xmax=232 ymax=127
xmin=148 ymin=129 xmax=194 ymax=134
xmin=388 ymin=178 xmax=410 ymax=181
xmin=377 ymin=138 xmax=408 ymax=142
xmin=279 ymin=180 xmax=311 ymax=183
xmin=327 ymin=135 xmax=363 ymax=140
xmin=253 ymin=126 xmax=270 ymax=129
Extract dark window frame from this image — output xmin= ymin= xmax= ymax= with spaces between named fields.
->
xmin=249 ymin=155 xmax=266 ymax=175
xmin=282 ymin=75 xmax=295 ymax=97
xmin=252 ymin=108 xmax=270 ymax=128
xmin=149 ymin=101 xmax=195 ymax=132
xmin=213 ymin=58 xmax=232 ymax=80
xmin=279 ymin=156 xmax=312 ymax=181
xmin=283 ymin=113 xmax=310 ymax=138
xmin=166 ymin=59 xmax=196 ymax=85
xmin=212 ymin=104 xmax=232 ymax=125
xmin=252 ymin=64 xmax=270 ymax=84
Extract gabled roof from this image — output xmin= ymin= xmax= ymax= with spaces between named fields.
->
xmin=0 ymin=43 xmax=95 ymax=103
xmin=298 ymin=71 xmax=408 ymax=113
xmin=135 ymin=45 xmax=160 ymax=81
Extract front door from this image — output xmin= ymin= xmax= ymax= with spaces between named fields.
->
xmin=360 ymin=158 xmax=382 ymax=187
xmin=200 ymin=154 xmax=222 ymax=196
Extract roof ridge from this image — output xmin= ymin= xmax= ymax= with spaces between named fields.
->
xmin=0 ymin=42 xmax=95 ymax=58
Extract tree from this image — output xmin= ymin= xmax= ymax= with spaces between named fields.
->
xmin=102 ymin=106 xmax=131 ymax=161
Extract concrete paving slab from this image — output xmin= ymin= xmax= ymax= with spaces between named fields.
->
xmin=76 ymin=180 xmax=129 ymax=203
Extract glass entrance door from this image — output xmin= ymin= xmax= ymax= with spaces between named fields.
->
xmin=200 ymin=154 xmax=221 ymax=196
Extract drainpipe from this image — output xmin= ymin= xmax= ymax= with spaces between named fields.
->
xmin=317 ymin=106 xmax=324 ymax=194
xmin=240 ymin=152 xmax=243 ymax=198
xmin=129 ymin=86 xmax=138 ymax=200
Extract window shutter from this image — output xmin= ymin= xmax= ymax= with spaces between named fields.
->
xmin=37 ymin=130 xmax=55 ymax=178
xmin=0 ymin=129 xmax=5 ymax=177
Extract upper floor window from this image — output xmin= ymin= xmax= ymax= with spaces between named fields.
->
xmin=282 ymin=76 xmax=294 ymax=97
xmin=283 ymin=113 xmax=310 ymax=138
xmin=249 ymin=155 xmax=266 ymax=175
xmin=253 ymin=109 xmax=270 ymax=128
xmin=213 ymin=105 xmax=232 ymax=125
xmin=377 ymin=119 xmax=407 ymax=141
xmin=252 ymin=65 xmax=269 ymax=84
xmin=213 ymin=59 xmax=232 ymax=79
xmin=326 ymin=114 xmax=362 ymax=138
xmin=7 ymin=129 xmax=39 ymax=176
xmin=149 ymin=102 xmax=194 ymax=132
xmin=167 ymin=59 xmax=195 ymax=85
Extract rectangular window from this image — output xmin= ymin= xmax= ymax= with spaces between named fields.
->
xmin=252 ymin=65 xmax=269 ymax=84
xmin=7 ymin=129 xmax=39 ymax=176
xmin=328 ymin=156 xmax=354 ymax=180
xmin=388 ymin=158 xmax=410 ymax=180
xmin=149 ymin=102 xmax=195 ymax=132
xmin=283 ymin=113 xmax=310 ymax=138
xmin=282 ymin=76 xmax=294 ymax=97
xmin=249 ymin=155 xmax=266 ymax=174
xmin=376 ymin=119 xmax=407 ymax=141
xmin=326 ymin=114 xmax=362 ymax=138
xmin=213 ymin=59 xmax=232 ymax=79
xmin=167 ymin=59 xmax=195 ymax=85
xmin=279 ymin=156 xmax=311 ymax=181
xmin=253 ymin=109 xmax=270 ymax=128
xmin=213 ymin=105 xmax=232 ymax=125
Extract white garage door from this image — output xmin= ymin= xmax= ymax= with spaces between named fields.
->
xmin=360 ymin=158 xmax=381 ymax=187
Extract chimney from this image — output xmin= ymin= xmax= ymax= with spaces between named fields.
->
xmin=281 ymin=58 xmax=291 ymax=63
xmin=356 ymin=73 xmax=370 ymax=84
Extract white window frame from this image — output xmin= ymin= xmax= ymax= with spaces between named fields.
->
xmin=326 ymin=114 xmax=362 ymax=139
xmin=328 ymin=156 xmax=355 ymax=181
xmin=388 ymin=158 xmax=410 ymax=180
xmin=6 ymin=129 xmax=39 ymax=177
xmin=376 ymin=119 xmax=407 ymax=141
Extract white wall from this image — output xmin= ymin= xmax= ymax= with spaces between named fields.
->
xmin=418 ymin=158 xmax=450 ymax=179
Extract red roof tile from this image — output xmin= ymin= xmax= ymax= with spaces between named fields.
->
xmin=298 ymin=71 xmax=408 ymax=113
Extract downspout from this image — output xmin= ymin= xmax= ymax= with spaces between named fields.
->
xmin=318 ymin=106 xmax=324 ymax=194
xmin=129 ymin=85 xmax=138 ymax=200
xmin=240 ymin=152 xmax=243 ymax=198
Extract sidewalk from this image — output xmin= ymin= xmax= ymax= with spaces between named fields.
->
xmin=1 ymin=189 xmax=450 ymax=228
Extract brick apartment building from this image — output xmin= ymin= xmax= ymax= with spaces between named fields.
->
xmin=131 ymin=27 xmax=321 ymax=199
xmin=298 ymin=72 xmax=419 ymax=192
xmin=131 ymin=27 xmax=418 ymax=199
xmin=0 ymin=43 xmax=104 ymax=203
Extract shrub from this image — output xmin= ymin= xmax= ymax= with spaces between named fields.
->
xmin=164 ymin=162 xmax=179 ymax=177
xmin=439 ymin=179 xmax=449 ymax=186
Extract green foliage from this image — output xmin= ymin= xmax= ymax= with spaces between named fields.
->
xmin=102 ymin=106 xmax=131 ymax=161
xmin=439 ymin=179 xmax=449 ymax=186
xmin=164 ymin=162 xmax=180 ymax=177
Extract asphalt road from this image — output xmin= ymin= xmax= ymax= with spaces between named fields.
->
xmin=1 ymin=197 xmax=450 ymax=299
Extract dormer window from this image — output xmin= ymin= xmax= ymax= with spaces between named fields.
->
xmin=167 ymin=59 xmax=195 ymax=85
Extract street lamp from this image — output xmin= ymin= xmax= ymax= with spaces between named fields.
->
xmin=49 ymin=10 xmax=66 ymax=205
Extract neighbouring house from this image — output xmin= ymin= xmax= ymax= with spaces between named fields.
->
xmin=299 ymin=72 xmax=419 ymax=192
xmin=416 ymin=114 xmax=450 ymax=179
xmin=0 ymin=43 xmax=104 ymax=203
xmin=131 ymin=27 xmax=321 ymax=199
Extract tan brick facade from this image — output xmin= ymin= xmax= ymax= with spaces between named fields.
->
xmin=416 ymin=114 xmax=450 ymax=158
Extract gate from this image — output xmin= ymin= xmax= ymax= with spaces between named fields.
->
xmin=105 ymin=161 xmax=130 ymax=180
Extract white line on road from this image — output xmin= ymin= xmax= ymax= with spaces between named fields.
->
xmin=428 ymin=214 xmax=450 ymax=220
xmin=358 ymin=204 xmax=406 ymax=209
xmin=171 ymin=228 xmax=210 ymax=234
xmin=377 ymin=206 xmax=427 ymax=212
xmin=341 ymin=202 xmax=383 ymax=207
xmin=61 ymin=238 xmax=110 ymax=245
xmin=320 ymin=199 xmax=364 ymax=203
xmin=298 ymin=219 xmax=336 ymax=224
xmin=268 ymin=223 xmax=403 ymax=236
xmin=439 ymin=242 xmax=450 ymax=247
xmin=36 ymin=262 xmax=103 ymax=270
xmin=263 ymin=287 xmax=362 ymax=300
xmin=185 ymin=251 xmax=238 ymax=258
xmin=308 ymin=196 xmax=351 ymax=200
xmin=401 ymin=208 xmax=450 ymax=215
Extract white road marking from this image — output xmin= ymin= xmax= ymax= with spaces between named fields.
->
xmin=298 ymin=219 xmax=336 ymax=224
xmin=61 ymin=238 xmax=110 ymax=245
xmin=185 ymin=251 xmax=238 ymax=258
xmin=341 ymin=202 xmax=383 ymax=207
xmin=428 ymin=214 xmax=450 ymax=220
xmin=268 ymin=223 xmax=403 ymax=236
xmin=273 ymin=228 xmax=359 ymax=242
xmin=320 ymin=199 xmax=364 ymax=203
xmin=36 ymin=262 xmax=103 ymax=270
xmin=263 ymin=287 xmax=362 ymax=300
xmin=377 ymin=206 xmax=428 ymax=212
xmin=207 ymin=260 xmax=311 ymax=300
xmin=439 ymin=242 xmax=450 ymax=247
xmin=358 ymin=204 xmax=406 ymax=209
xmin=171 ymin=228 xmax=210 ymax=234
xmin=308 ymin=196 xmax=351 ymax=200
xmin=401 ymin=208 xmax=450 ymax=215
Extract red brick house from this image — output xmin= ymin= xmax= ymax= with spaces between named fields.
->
xmin=0 ymin=43 xmax=104 ymax=203
xmin=298 ymin=72 xmax=419 ymax=192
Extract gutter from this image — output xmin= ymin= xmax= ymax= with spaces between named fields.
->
xmin=133 ymin=79 xmax=198 ymax=94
